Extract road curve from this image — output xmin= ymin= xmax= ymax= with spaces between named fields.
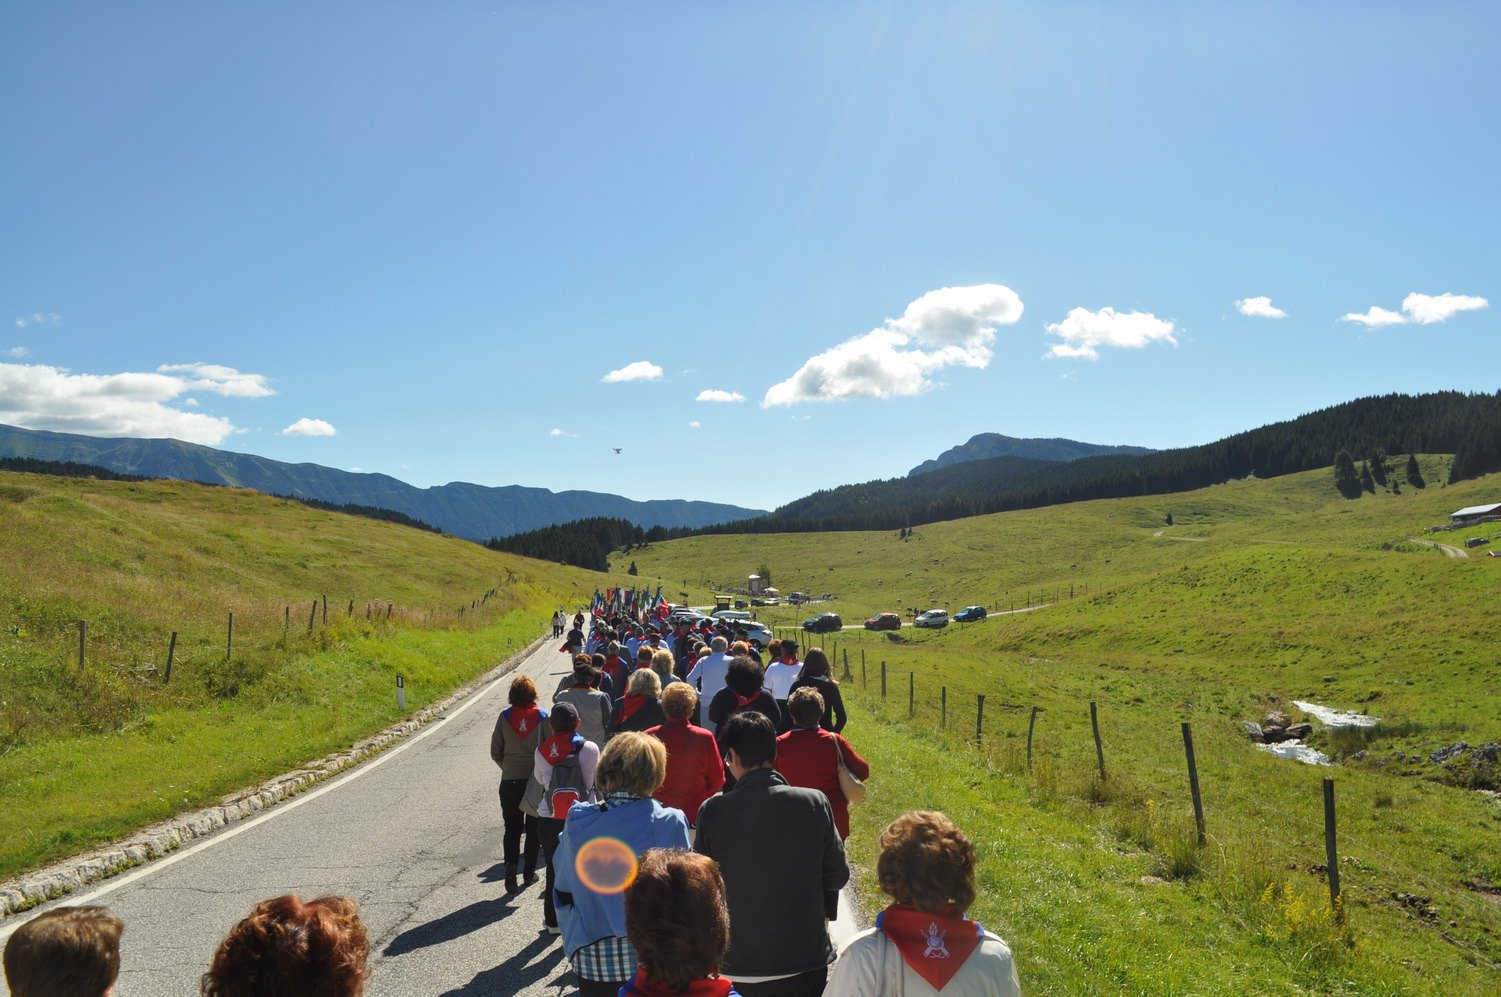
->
xmin=1 ymin=636 xmax=859 ymax=996
xmin=1409 ymin=537 xmax=1469 ymax=558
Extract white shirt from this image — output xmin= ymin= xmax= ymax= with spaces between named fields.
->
xmin=826 ymin=926 xmax=1020 ymax=997
xmin=686 ymin=651 xmax=732 ymax=707
xmin=765 ymin=661 xmax=802 ymax=701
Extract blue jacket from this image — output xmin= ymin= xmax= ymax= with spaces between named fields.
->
xmin=554 ymin=796 xmax=691 ymax=958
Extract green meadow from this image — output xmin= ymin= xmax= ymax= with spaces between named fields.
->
xmin=619 ymin=457 xmax=1501 ymax=994
xmin=0 ymin=471 xmax=608 ymax=880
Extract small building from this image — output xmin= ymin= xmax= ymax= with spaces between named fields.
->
xmin=747 ymin=574 xmax=762 ymax=595
xmin=1450 ymin=502 xmax=1501 ymax=526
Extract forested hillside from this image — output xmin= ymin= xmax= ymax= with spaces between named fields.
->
xmin=697 ymin=391 xmax=1501 ymax=534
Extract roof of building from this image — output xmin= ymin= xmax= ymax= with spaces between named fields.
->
xmin=1450 ymin=503 xmax=1501 ymax=517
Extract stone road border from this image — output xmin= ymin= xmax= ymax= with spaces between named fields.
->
xmin=0 ymin=636 xmax=545 ymax=921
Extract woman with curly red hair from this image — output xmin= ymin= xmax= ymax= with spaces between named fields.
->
xmin=201 ymin=894 xmax=368 ymax=997
xmin=826 ymin=811 xmax=1019 ymax=996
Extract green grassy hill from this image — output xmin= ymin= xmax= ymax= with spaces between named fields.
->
xmin=617 ymin=457 xmax=1501 ymax=994
xmin=0 ymin=470 xmax=613 ymax=878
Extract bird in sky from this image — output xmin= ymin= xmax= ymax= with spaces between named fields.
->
xmin=612 ymin=448 xmax=623 ymax=454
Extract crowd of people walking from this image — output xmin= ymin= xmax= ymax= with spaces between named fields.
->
xmin=2 ymin=610 xmax=1018 ymax=996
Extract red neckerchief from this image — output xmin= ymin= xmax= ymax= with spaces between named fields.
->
xmin=877 ymin=904 xmax=983 ymax=991
xmin=539 ymin=731 xmax=579 ymax=765
xmin=621 ymin=968 xmax=733 ymax=997
xmin=505 ymin=705 xmax=542 ymax=740
xmin=734 ymin=691 xmax=760 ymax=709
xmin=780 ymin=655 xmax=799 ymax=667
xmin=618 ymin=693 xmax=649 ymax=723
xmin=603 ymin=655 xmax=626 ymax=679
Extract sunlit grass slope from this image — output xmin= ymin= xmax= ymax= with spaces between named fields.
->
xmin=0 ymin=471 xmax=610 ymax=878
xmin=619 ymin=457 xmax=1501 ymax=994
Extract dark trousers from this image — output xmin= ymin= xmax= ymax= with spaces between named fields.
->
xmin=576 ymin=977 xmax=625 ymax=997
xmin=736 ymin=968 xmax=827 ymax=997
xmin=499 ymin=779 xmax=539 ymax=873
xmin=539 ymin=816 xmax=565 ymax=927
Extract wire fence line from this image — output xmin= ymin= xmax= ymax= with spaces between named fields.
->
xmin=802 ymin=638 xmax=1501 ymax=969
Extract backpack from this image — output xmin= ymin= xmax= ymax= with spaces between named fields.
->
xmin=546 ymin=733 xmax=589 ymax=815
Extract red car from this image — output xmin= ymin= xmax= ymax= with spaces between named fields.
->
xmin=864 ymin=612 xmax=901 ymax=631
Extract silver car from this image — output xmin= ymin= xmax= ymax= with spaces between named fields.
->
xmin=913 ymin=609 xmax=950 ymax=629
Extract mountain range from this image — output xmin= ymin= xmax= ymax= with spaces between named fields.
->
xmin=0 ymin=424 xmax=763 ymax=542
xmin=909 ymin=433 xmax=1155 ymax=476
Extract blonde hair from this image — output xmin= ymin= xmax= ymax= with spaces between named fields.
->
xmin=651 ymin=649 xmax=676 ymax=681
xmin=627 ymin=668 xmax=662 ymax=698
xmin=595 ymin=731 xmax=668 ymax=797
xmin=661 ymin=682 xmax=699 ymax=721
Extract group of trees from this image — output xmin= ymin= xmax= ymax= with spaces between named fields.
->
xmin=486 ymin=517 xmax=650 ymax=572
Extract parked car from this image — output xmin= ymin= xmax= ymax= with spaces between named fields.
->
xmin=803 ymin=612 xmax=843 ymax=634
xmin=788 ymin=591 xmax=809 ymax=605
xmin=712 ymin=609 xmax=753 ymax=621
xmin=954 ymin=605 xmax=987 ymax=622
xmin=751 ymin=596 xmax=781 ymax=607
xmin=722 ymin=619 xmax=774 ymax=650
xmin=669 ymin=608 xmax=709 ymax=626
xmin=913 ymin=609 xmax=949 ymax=629
xmin=864 ymin=612 xmax=902 ymax=631
xmin=1466 ymin=537 xmax=1490 ymax=548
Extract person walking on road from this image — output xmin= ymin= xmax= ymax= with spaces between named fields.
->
xmin=776 ymin=687 xmax=870 ymax=919
xmin=522 ymin=702 xmax=600 ymax=935
xmin=621 ymin=849 xmax=743 ymax=997
xmin=708 ymin=657 xmax=787 ymax=734
xmin=685 ymin=636 xmax=733 ymax=732
xmin=613 ymin=667 xmax=667 ymax=734
xmin=555 ymin=661 xmax=613 ymax=747
xmin=647 ymin=683 xmax=724 ymax=825
xmin=490 ymin=675 xmax=550 ymax=894
xmin=695 ymin=712 xmax=849 ymax=997
xmin=826 ymin=811 xmax=1020 ymax=997
xmin=788 ymin=648 xmax=846 ymax=732
xmin=553 ymin=733 xmax=690 ymax=996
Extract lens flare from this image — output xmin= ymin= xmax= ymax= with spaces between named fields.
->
xmin=575 ymin=837 xmax=638 ymax=895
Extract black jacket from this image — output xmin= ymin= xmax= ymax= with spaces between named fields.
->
xmin=707 ymin=688 xmax=787 ymax=733
xmin=694 ymin=767 xmax=849 ymax=977
xmin=788 ymin=676 xmax=847 ymax=732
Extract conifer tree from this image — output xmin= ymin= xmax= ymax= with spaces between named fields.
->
xmin=1406 ymin=453 xmax=1426 ymax=488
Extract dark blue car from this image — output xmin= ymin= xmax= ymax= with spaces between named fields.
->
xmin=954 ymin=605 xmax=987 ymax=622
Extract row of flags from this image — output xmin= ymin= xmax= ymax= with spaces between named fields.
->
xmin=590 ymin=585 xmax=670 ymax=623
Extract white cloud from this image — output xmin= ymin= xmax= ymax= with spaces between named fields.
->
xmin=157 ymin=363 xmax=274 ymax=398
xmin=762 ymin=284 xmax=1023 ymax=407
xmin=549 ymin=428 xmax=575 ymax=437
xmin=6 ymin=346 xmax=30 ymax=358
xmin=182 ymin=397 xmax=200 ymax=407
xmin=1341 ymin=291 xmax=1489 ymax=327
xmin=791 ymin=414 xmax=812 ymax=422
xmin=14 ymin=313 xmax=60 ymax=329
xmin=1339 ymin=306 xmax=1408 ymax=327
xmin=348 ymin=466 xmax=365 ymax=472
xmin=1044 ymin=307 xmax=1177 ymax=360
xmin=280 ymin=418 xmax=336 ymax=437
xmin=688 ymin=420 xmax=702 ymax=429
xmin=1400 ymin=292 xmax=1488 ymax=324
xmin=1234 ymin=296 xmax=1287 ymax=319
xmin=0 ymin=363 xmax=236 ymax=443
xmin=696 ymin=389 xmax=745 ymax=403
xmin=601 ymin=361 xmax=664 ymax=383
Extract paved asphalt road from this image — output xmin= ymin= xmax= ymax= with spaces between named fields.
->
xmin=2 ymin=635 xmax=859 ymax=996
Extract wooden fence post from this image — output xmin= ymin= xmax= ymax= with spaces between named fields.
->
xmin=1027 ymin=705 xmax=1039 ymax=770
xmin=908 ymin=672 xmax=914 ymax=717
xmin=1182 ymin=722 xmax=1206 ymax=846
xmin=1090 ymin=701 xmax=1107 ymax=781
xmin=348 ymin=599 xmax=354 ymax=616
xmin=861 ymin=649 xmax=866 ymax=687
xmin=226 ymin=612 xmax=234 ymax=660
xmin=321 ymin=594 xmax=328 ymax=627
xmin=77 ymin=620 xmax=86 ymax=669
xmin=1323 ymin=778 xmax=1342 ymax=919
xmin=164 ymin=631 xmax=177 ymax=684
xmin=283 ymin=605 xmax=290 ymax=638
xmin=881 ymin=661 xmax=887 ymax=699
xmin=976 ymin=694 xmax=985 ymax=746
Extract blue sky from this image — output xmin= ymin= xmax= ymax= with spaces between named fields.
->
xmin=2 ymin=3 xmax=1495 ymax=512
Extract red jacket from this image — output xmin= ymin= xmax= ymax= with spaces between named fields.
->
xmin=646 ymin=717 xmax=725 ymax=824
xmin=775 ymin=727 xmax=869 ymax=839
